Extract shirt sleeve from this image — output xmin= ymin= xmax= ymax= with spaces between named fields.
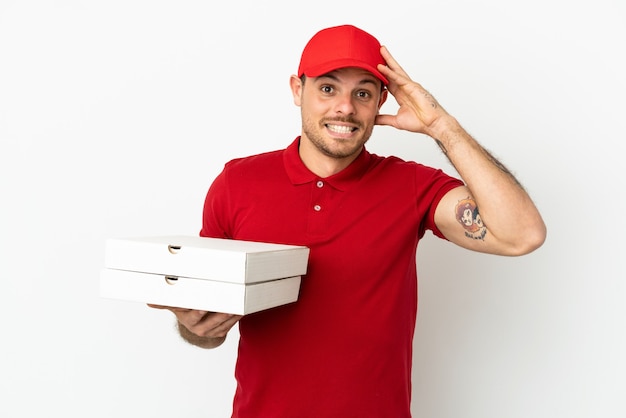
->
xmin=419 ymin=166 xmax=464 ymax=240
xmin=199 ymin=164 xmax=232 ymax=239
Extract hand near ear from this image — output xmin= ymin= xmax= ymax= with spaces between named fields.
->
xmin=375 ymin=46 xmax=453 ymax=138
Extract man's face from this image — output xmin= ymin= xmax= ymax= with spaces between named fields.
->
xmin=292 ymin=67 xmax=386 ymax=161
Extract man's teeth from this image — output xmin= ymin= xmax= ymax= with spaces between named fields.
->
xmin=327 ymin=124 xmax=354 ymax=134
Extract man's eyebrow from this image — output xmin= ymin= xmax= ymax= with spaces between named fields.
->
xmin=315 ymin=73 xmax=340 ymax=82
xmin=357 ymin=78 xmax=380 ymax=87
xmin=316 ymin=73 xmax=379 ymax=86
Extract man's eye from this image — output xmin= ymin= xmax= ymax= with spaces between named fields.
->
xmin=356 ymin=91 xmax=371 ymax=99
xmin=321 ymin=85 xmax=333 ymax=93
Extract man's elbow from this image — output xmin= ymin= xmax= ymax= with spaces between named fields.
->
xmin=507 ymin=223 xmax=547 ymax=256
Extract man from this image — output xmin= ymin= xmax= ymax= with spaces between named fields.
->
xmin=151 ymin=24 xmax=546 ymax=417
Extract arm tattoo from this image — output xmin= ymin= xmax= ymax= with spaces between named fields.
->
xmin=483 ymin=147 xmax=524 ymax=189
xmin=435 ymin=139 xmax=447 ymax=155
xmin=435 ymin=139 xmax=459 ymax=171
xmin=455 ymin=197 xmax=487 ymax=241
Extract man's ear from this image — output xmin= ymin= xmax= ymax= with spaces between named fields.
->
xmin=378 ymin=87 xmax=388 ymax=109
xmin=289 ymin=75 xmax=303 ymax=106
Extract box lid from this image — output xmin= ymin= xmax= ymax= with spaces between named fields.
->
xmin=104 ymin=235 xmax=310 ymax=284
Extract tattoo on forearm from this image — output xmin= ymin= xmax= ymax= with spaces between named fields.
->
xmin=455 ymin=197 xmax=487 ymax=241
xmin=483 ymin=148 xmax=524 ymax=189
xmin=436 ymin=139 xmax=459 ymax=171
xmin=435 ymin=139 xmax=448 ymax=154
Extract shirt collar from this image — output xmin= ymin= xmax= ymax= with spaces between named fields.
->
xmin=283 ymin=136 xmax=372 ymax=191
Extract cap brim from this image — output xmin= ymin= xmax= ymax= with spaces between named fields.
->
xmin=302 ymin=60 xmax=389 ymax=86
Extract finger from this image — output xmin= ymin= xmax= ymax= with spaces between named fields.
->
xmin=189 ymin=313 xmax=243 ymax=338
xmin=174 ymin=309 xmax=216 ymax=328
xmin=147 ymin=303 xmax=169 ymax=309
xmin=379 ymin=46 xmax=411 ymax=80
xmin=213 ymin=314 xmax=243 ymax=334
xmin=148 ymin=304 xmax=216 ymax=328
xmin=146 ymin=303 xmax=198 ymax=315
xmin=184 ymin=311 xmax=230 ymax=329
xmin=146 ymin=303 xmax=193 ymax=313
xmin=200 ymin=312 xmax=241 ymax=329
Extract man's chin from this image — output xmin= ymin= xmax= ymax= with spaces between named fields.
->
xmin=322 ymin=143 xmax=364 ymax=159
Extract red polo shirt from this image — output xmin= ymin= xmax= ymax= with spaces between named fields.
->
xmin=201 ymin=137 xmax=463 ymax=418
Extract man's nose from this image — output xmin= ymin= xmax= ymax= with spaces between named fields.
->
xmin=334 ymin=92 xmax=356 ymax=115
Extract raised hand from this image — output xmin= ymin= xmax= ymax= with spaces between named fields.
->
xmin=375 ymin=46 xmax=453 ymax=138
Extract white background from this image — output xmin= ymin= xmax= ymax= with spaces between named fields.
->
xmin=1 ymin=1 xmax=624 ymax=417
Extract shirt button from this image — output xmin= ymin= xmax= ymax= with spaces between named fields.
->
xmin=313 ymin=205 xmax=321 ymax=212
xmin=316 ymin=180 xmax=324 ymax=188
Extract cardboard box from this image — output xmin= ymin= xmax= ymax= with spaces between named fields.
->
xmin=100 ymin=269 xmax=302 ymax=315
xmin=99 ymin=235 xmax=310 ymax=314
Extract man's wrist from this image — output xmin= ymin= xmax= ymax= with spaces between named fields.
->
xmin=428 ymin=115 xmax=466 ymax=154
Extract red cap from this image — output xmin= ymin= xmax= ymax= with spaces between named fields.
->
xmin=297 ymin=25 xmax=388 ymax=85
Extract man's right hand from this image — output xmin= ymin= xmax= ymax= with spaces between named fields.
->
xmin=148 ymin=304 xmax=242 ymax=349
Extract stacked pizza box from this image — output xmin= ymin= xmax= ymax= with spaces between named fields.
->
xmin=100 ymin=235 xmax=310 ymax=315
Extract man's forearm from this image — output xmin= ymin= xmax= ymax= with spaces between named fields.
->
xmin=433 ymin=118 xmax=521 ymax=187
xmin=431 ymin=116 xmax=546 ymax=252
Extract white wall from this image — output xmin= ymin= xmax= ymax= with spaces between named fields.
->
xmin=1 ymin=1 xmax=624 ymax=417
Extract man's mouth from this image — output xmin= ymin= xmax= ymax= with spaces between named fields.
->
xmin=326 ymin=124 xmax=357 ymax=134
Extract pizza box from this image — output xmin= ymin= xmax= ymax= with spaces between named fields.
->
xmin=103 ymin=235 xmax=310 ymax=284
xmin=100 ymin=269 xmax=302 ymax=315
xmin=99 ymin=235 xmax=309 ymax=314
